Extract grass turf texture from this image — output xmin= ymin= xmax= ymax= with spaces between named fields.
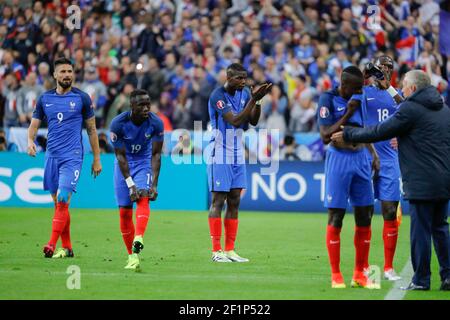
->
xmin=0 ymin=208 xmax=447 ymax=300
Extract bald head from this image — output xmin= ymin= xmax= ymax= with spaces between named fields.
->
xmin=402 ymin=70 xmax=431 ymax=98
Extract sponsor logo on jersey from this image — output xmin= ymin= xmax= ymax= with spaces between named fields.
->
xmin=319 ymin=106 xmax=330 ymax=118
xmin=145 ymin=133 xmax=152 ymax=139
xmin=216 ymin=100 xmax=225 ymax=110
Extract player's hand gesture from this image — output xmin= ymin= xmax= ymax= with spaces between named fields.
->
xmin=129 ymin=185 xmax=139 ymax=202
xmin=27 ymin=140 xmax=37 ymax=157
xmin=251 ymin=82 xmax=273 ymax=101
xmin=331 ymin=130 xmax=345 ymax=144
xmin=376 ymin=69 xmax=391 ymax=90
xmin=149 ymin=186 xmax=158 ymax=201
xmin=91 ymin=158 xmax=102 ymax=178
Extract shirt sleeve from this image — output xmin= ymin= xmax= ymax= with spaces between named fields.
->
xmin=81 ymin=92 xmax=95 ymax=120
xmin=109 ymin=119 xmax=125 ymax=149
xmin=32 ymin=95 xmax=45 ymax=120
xmin=209 ymin=91 xmax=232 ymax=115
xmin=317 ymin=93 xmax=334 ymax=126
xmin=152 ymin=116 xmax=164 ymax=142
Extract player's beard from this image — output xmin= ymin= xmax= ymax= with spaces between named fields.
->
xmin=58 ymin=79 xmax=72 ymax=89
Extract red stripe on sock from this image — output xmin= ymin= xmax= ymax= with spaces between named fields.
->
xmin=354 ymin=226 xmax=371 ymax=272
xmin=326 ymin=225 xmax=342 ymax=274
xmin=224 ymin=218 xmax=238 ymax=251
xmin=208 ymin=217 xmax=222 ymax=252
xmin=120 ymin=207 xmax=134 ymax=255
xmin=135 ymin=197 xmax=150 ymax=237
xmin=49 ymin=202 xmax=69 ymax=247
xmin=383 ymin=220 xmax=398 ymax=271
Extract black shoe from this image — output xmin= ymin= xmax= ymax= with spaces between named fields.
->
xmin=440 ymin=278 xmax=450 ymax=291
xmin=400 ymin=282 xmax=430 ymax=291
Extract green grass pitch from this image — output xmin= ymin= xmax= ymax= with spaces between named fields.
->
xmin=0 ymin=208 xmax=447 ymax=300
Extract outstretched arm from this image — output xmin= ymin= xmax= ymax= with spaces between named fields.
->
xmin=332 ymin=103 xmax=417 ymax=144
xmin=85 ymin=116 xmax=102 ymax=178
xmin=150 ymin=140 xmax=163 ymax=201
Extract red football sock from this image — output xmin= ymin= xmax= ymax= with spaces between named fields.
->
xmin=326 ymin=225 xmax=342 ymax=274
xmin=119 ymin=207 xmax=134 ymax=255
xmin=383 ymin=220 xmax=398 ymax=271
xmin=224 ymin=218 xmax=238 ymax=251
xmin=354 ymin=226 xmax=371 ymax=273
xmin=208 ymin=217 xmax=222 ymax=252
xmin=49 ymin=202 xmax=69 ymax=247
xmin=135 ymin=197 xmax=150 ymax=237
xmin=364 ymin=227 xmax=372 ymax=270
xmin=60 ymin=210 xmax=72 ymax=250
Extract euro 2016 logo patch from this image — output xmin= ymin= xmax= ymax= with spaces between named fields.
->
xmin=110 ymin=132 xmax=117 ymax=143
xmin=319 ymin=106 xmax=330 ymax=118
xmin=216 ymin=100 xmax=225 ymax=110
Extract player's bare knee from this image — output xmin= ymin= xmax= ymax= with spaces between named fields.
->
xmin=382 ymin=201 xmax=398 ymax=221
xmin=210 ymin=193 xmax=226 ymax=216
xmin=354 ymin=206 xmax=373 ymax=227
xmin=328 ymin=209 xmax=345 ymax=228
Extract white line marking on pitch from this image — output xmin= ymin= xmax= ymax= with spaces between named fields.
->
xmin=384 ymin=257 xmax=413 ymax=300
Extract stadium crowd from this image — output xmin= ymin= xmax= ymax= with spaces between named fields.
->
xmin=0 ymin=0 xmax=448 ymax=153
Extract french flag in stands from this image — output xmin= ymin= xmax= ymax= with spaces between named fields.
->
xmin=396 ymin=30 xmax=422 ymax=66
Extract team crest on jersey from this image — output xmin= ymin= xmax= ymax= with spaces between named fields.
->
xmin=216 ymin=100 xmax=225 ymax=110
xmin=110 ymin=132 xmax=117 ymax=142
xmin=319 ymin=106 xmax=330 ymax=118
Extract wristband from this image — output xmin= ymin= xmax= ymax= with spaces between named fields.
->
xmin=387 ymin=86 xmax=397 ymax=97
xmin=125 ymin=176 xmax=135 ymax=188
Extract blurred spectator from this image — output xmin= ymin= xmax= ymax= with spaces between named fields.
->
xmin=98 ymin=132 xmax=114 ymax=153
xmin=80 ymin=66 xmax=107 ymax=127
xmin=105 ymin=83 xmax=133 ymax=129
xmin=289 ymin=88 xmax=317 ymax=133
xmin=1 ymin=73 xmax=20 ymax=128
xmin=0 ymin=129 xmax=18 ymax=152
xmin=17 ymin=72 xmax=44 ymax=127
xmin=0 ymin=0 xmax=446 ymax=152
xmin=171 ymin=132 xmax=202 ymax=156
xmin=280 ymin=134 xmax=300 ymax=161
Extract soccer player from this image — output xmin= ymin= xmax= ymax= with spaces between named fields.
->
xmin=363 ymin=55 xmax=405 ymax=281
xmin=207 ymin=63 xmax=272 ymax=262
xmin=318 ymin=66 xmax=380 ymax=289
xmin=109 ymin=89 xmax=163 ymax=270
xmin=27 ymin=57 xmax=102 ymax=258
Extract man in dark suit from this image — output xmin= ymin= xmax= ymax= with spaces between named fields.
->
xmin=331 ymin=70 xmax=450 ymax=291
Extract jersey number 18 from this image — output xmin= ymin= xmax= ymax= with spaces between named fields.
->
xmin=377 ymin=109 xmax=389 ymax=122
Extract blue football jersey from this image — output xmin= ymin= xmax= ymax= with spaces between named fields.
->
xmin=317 ymin=88 xmax=366 ymax=128
xmin=32 ymin=87 xmax=94 ymax=158
xmin=363 ymin=85 xmax=399 ymax=161
xmin=208 ymin=86 xmax=251 ymax=164
xmin=109 ymin=111 xmax=164 ymax=162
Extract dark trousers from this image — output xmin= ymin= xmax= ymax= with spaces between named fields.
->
xmin=410 ymin=200 xmax=450 ymax=287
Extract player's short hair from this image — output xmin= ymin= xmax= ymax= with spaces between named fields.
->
xmin=130 ymin=89 xmax=150 ymax=105
xmin=342 ymin=65 xmax=363 ymax=79
xmin=53 ymin=57 xmax=73 ymax=69
xmin=226 ymin=63 xmax=247 ymax=77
